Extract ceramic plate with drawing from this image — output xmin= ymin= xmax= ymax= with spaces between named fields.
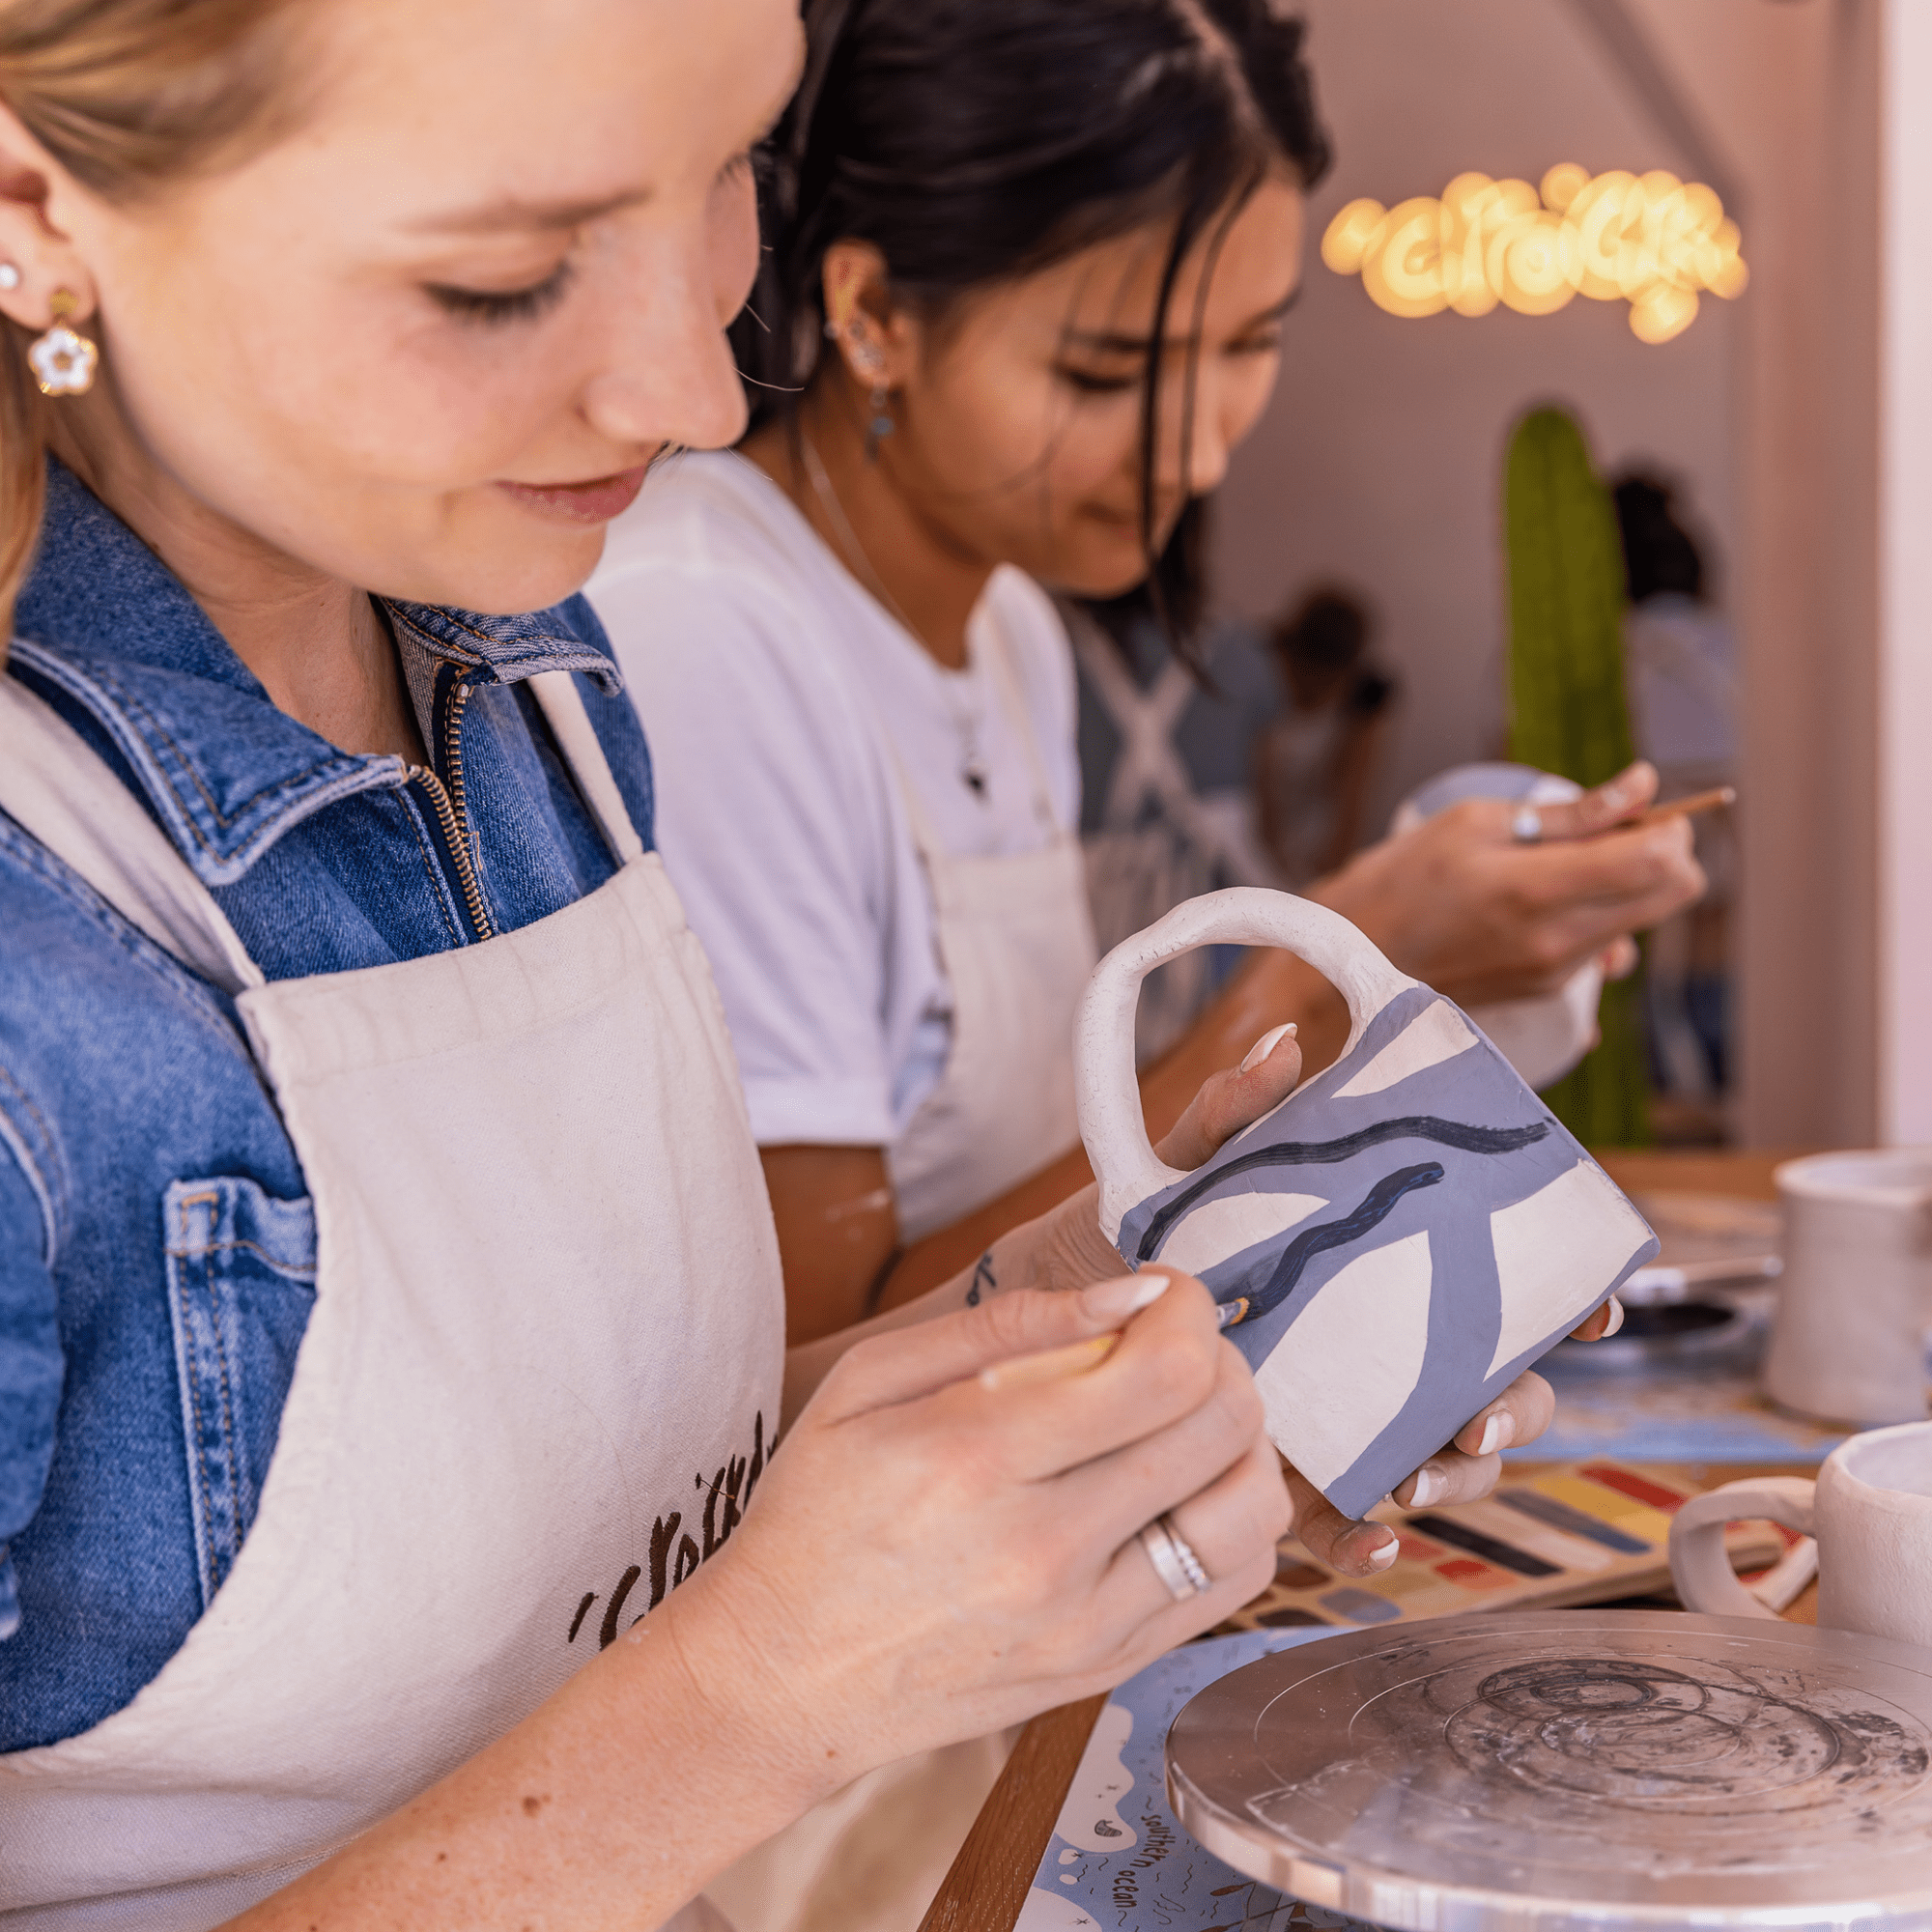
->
xmin=1166 ymin=1609 xmax=1932 ymax=1929
xmin=1073 ymin=889 xmax=1658 ymax=1519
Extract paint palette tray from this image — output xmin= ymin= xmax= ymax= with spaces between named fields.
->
xmin=1219 ymin=1459 xmax=1786 ymax=1634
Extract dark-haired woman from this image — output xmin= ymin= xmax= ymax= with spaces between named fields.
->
xmin=588 ymin=0 xmax=1704 ymax=1350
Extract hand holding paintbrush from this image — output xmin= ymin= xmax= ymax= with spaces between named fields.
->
xmin=975 ymin=1269 xmax=1613 ymax=1577
xmin=1622 ymin=783 xmax=1735 ymax=833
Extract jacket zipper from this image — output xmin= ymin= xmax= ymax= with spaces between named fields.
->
xmin=406 ymin=676 xmax=495 ymax=941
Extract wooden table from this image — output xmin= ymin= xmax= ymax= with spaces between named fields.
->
xmin=918 ymin=1149 xmax=1813 ymax=1932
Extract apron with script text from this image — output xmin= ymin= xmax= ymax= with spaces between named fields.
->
xmin=0 ymin=669 xmax=782 ymax=1931
xmin=885 ymin=631 xmax=1097 ymax=1243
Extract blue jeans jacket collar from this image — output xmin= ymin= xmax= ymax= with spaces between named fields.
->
xmin=12 ymin=459 xmax=624 ymax=889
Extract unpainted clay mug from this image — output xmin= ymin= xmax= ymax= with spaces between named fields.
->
xmin=1073 ymin=887 xmax=1659 ymax=1519
xmin=1669 ymin=1421 xmax=1932 ymax=1652
xmin=1763 ymin=1150 xmax=1932 ymax=1428
xmin=1387 ymin=762 xmax=1603 ymax=1092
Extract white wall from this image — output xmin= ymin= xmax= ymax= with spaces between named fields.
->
xmin=1213 ymin=0 xmax=1740 ymax=838
xmin=1220 ymin=0 xmax=1911 ymax=1150
xmin=1879 ymin=0 xmax=1932 ymax=1143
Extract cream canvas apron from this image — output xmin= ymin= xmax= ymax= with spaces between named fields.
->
xmin=885 ymin=633 xmax=1098 ymax=1245
xmin=707 ymin=634 xmax=1096 ymax=1932
xmin=0 ymin=671 xmax=783 ymax=1932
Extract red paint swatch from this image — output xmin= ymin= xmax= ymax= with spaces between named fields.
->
xmin=1579 ymin=1463 xmax=1686 ymax=1512
xmin=1436 ymin=1557 xmax=1512 ymax=1590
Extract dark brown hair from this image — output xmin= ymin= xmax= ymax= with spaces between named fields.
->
xmin=736 ymin=0 xmax=1331 ymax=654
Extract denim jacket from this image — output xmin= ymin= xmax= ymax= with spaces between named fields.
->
xmin=0 ymin=461 xmax=656 ymax=1749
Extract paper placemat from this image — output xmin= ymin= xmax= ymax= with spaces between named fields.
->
xmin=1221 ymin=1458 xmax=1785 ymax=1634
xmin=1014 ymin=1627 xmax=1373 ymax=1932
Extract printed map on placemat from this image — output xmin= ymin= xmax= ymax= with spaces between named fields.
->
xmin=1014 ymin=1627 xmax=1373 ymax=1931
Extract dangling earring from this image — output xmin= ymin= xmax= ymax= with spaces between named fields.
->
xmin=28 ymin=291 xmax=97 ymax=397
xmin=863 ymin=365 xmax=895 ymax=461
xmin=824 ymin=314 xmax=895 ymax=461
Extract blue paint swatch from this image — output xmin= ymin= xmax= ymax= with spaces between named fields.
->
xmin=1496 ymin=1486 xmax=1651 ymax=1553
xmin=1318 ymin=1586 xmax=1404 ymax=1624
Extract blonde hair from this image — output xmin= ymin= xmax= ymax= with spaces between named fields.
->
xmin=0 ymin=0 xmax=301 ymax=633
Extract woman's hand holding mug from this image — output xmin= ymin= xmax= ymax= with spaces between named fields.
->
xmin=1669 ymin=1420 xmax=1932 ymax=1650
xmin=956 ymin=1010 xmax=1599 ymax=1580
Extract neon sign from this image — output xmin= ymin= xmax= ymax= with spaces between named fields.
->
xmin=1321 ymin=164 xmax=1747 ymax=344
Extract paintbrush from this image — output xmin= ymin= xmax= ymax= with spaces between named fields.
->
xmin=978 ymin=1288 xmax=1258 ymax=1390
xmin=979 ymin=1331 xmax=1122 ymax=1391
xmin=1625 ymin=783 xmax=1735 ymax=830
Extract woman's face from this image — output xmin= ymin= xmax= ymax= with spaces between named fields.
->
xmin=10 ymin=0 xmax=801 ymax=611
xmin=856 ymin=176 xmax=1304 ymax=598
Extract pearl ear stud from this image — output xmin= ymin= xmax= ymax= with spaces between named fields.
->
xmin=0 ymin=264 xmax=19 ymax=291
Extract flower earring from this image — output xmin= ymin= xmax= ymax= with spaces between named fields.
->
xmin=823 ymin=314 xmax=895 ymax=460
xmin=29 ymin=291 xmax=98 ymax=397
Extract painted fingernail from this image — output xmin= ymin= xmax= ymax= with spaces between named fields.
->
xmin=1475 ymin=1410 xmax=1515 ymax=1457
xmin=1239 ymin=1022 xmax=1297 ymax=1073
xmin=1405 ymin=1463 xmax=1447 ymax=1509
xmin=1601 ymin=1296 xmax=1626 ymax=1337
xmin=1079 ymin=1272 xmax=1169 ymax=1323
xmin=1361 ymin=1531 xmax=1399 ymax=1571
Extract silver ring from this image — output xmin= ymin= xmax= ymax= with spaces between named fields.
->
xmin=1510 ymin=803 xmax=1544 ymax=844
xmin=1138 ymin=1513 xmax=1211 ymax=1602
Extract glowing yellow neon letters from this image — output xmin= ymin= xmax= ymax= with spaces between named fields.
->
xmin=1321 ymin=164 xmax=1747 ymax=344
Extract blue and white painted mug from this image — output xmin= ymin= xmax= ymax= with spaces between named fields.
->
xmin=1073 ymin=888 xmax=1659 ymax=1519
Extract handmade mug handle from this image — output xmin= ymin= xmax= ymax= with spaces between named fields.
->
xmin=1667 ymin=1478 xmax=1817 ymax=1620
xmin=1073 ymin=887 xmax=1418 ymax=1244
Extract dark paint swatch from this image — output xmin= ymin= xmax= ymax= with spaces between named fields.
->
xmin=1405 ymin=1513 xmax=1561 ymax=1577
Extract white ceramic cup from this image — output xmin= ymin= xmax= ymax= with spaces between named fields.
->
xmin=1388 ymin=763 xmax=1602 ymax=1091
xmin=1669 ymin=1420 xmax=1932 ymax=1651
xmin=1762 ymin=1150 xmax=1932 ymax=1427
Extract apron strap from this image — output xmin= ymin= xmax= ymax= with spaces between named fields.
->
xmin=0 ymin=670 xmax=266 ymax=995
xmin=975 ymin=616 xmax=1064 ymax=834
xmin=527 ymin=670 xmax=646 ymax=867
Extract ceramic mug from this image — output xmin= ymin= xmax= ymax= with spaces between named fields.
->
xmin=1762 ymin=1150 xmax=1932 ymax=1428
xmin=1073 ymin=887 xmax=1659 ymax=1519
xmin=1387 ymin=762 xmax=1603 ymax=1092
xmin=1669 ymin=1420 xmax=1932 ymax=1650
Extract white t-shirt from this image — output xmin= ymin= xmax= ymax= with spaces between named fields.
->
xmin=588 ymin=449 xmax=1080 ymax=1151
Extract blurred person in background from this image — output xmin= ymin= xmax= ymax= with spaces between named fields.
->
xmin=1255 ymin=585 xmax=1394 ymax=886
xmin=1075 ymin=579 xmax=1395 ymax=1062
xmin=1614 ymin=470 xmax=1736 ymax=1114
xmin=1073 ymin=575 xmax=1285 ymax=1062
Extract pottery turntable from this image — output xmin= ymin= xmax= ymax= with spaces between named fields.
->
xmin=1166 ymin=1609 xmax=1932 ymax=1930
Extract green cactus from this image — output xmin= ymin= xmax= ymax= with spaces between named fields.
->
xmin=1503 ymin=406 xmax=1651 ymax=1148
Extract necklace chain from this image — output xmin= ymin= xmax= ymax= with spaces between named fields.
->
xmin=797 ymin=428 xmax=990 ymax=799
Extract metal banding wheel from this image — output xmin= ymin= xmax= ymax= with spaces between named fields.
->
xmin=1166 ymin=1608 xmax=1932 ymax=1931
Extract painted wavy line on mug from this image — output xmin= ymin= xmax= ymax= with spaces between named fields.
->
xmin=1136 ymin=1115 xmax=1548 ymax=1262
xmin=1220 ymin=1162 xmax=1448 ymax=1325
